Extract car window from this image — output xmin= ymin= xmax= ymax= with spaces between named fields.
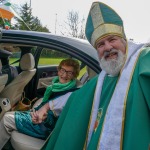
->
xmin=9 ymin=47 xmax=21 ymax=67
xmin=38 ymin=48 xmax=86 ymax=79
xmin=9 ymin=46 xmax=36 ymax=67
xmin=0 ymin=46 xmax=21 ymax=67
xmin=9 ymin=50 xmax=21 ymax=66
xmin=38 ymin=48 xmax=70 ymax=66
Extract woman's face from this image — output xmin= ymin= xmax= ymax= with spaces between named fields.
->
xmin=58 ymin=65 xmax=75 ymax=83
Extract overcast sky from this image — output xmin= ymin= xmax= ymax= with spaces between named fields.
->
xmin=12 ymin=0 xmax=150 ymax=43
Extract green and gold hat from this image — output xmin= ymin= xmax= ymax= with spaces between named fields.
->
xmin=85 ymin=2 xmax=126 ymax=47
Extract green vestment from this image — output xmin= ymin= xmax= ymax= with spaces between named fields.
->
xmin=42 ymin=46 xmax=150 ymax=150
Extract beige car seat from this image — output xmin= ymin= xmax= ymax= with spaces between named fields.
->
xmin=80 ymin=66 xmax=97 ymax=84
xmin=0 ymin=59 xmax=8 ymax=93
xmin=86 ymin=66 xmax=97 ymax=79
xmin=0 ymin=53 xmax=36 ymax=107
xmin=11 ymin=131 xmax=45 ymax=150
xmin=0 ymin=59 xmax=10 ymax=120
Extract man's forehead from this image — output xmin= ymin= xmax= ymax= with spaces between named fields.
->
xmin=95 ymin=35 xmax=123 ymax=48
xmin=98 ymin=35 xmax=120 ymax=43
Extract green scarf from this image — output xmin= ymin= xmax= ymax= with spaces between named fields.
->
xmin=42 ymin=76 xmax=76 ymax=103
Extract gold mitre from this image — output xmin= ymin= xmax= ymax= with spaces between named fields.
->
xmin=85 ymin=2 xmax=126 ymax=47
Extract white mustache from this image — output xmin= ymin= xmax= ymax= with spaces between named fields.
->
xmin=99 ymin=49 xmax=126 ymax=76
xmin=103 ymin=49 xmax=118 ymax=58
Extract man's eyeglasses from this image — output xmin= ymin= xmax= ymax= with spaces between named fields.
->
xmin=59 ymin=68 xmax=74 ymax=76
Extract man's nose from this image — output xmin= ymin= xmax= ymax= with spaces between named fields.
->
xmin=104 ymin=42 xmax=113 ymax=51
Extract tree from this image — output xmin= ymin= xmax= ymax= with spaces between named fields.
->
xmin=12 ymin=3 xmax=49 ymax=32
xmin=60 ymin=11 xmax=85 ymax=39
xmin=78 ymin=17 xmax=86 ymax=39
xmin=0 ymin=18 xmax=5 ymax=29
xmin=66 ymin=11 xmax=79 ymax=37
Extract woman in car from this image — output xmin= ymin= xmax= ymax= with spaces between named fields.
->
xmin=0 ymin=58 xmax=80 ymax=149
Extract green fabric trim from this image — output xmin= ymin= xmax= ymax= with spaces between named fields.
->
xmin=42 ymin=76 xmax=76 ymax=103
xmin=4 ymin=2 xmax=11 ymax=6
xmin=85 ymin=14 xmax=94 ymax=44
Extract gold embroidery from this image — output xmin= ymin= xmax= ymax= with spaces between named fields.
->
xmin=91 ymin=3 xmax=104 ymax=29
xmin=94 ymin=108 xmax=103 ymax=132
xmin=91 ymin=24 xmax=124 ymax=47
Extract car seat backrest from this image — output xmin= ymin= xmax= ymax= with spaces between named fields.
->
xmin=0 ymin=59 xmax=8 ymax=93
xmin=86 ymin=66 xmax=97 ymax=79
xmin=0 ymin=49 xmax=17 ymax=85
xmin=0 ymin=59 xmax=2 ymax=75
xmin=76 ymin=79 xmax=83 ymax=88
xmin=0 ymin=53 xmax=36 ymax=107
xmin=2 ymin=65 xmax=18 ymax=85
xmin=80 ymin=66 xmax=97 ymax=84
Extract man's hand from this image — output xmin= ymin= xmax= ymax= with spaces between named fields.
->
xmin=31 ymin=103 xmax=50 ymax=124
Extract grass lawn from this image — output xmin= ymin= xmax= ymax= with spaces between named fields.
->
xmin=39 ymin=58 xmax=64 ymax=65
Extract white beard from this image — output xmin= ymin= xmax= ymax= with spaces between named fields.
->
xmin=99 ymin=49 xmax=126 ymax=76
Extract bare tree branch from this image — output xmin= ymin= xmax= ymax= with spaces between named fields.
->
xmin=60 ymin=10 xmax=86 ymax=39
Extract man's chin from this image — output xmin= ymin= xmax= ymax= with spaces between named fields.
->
xmin=99 ymin=60 xmax=123 ymax=76
xmin=99 ymin=50 xmax=126 ymax=76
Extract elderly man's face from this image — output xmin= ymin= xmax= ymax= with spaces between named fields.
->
xmin=96 ymin=35 xmax=126 ymax=59
xmin=96 ymin=35 xmax=127 ymax=76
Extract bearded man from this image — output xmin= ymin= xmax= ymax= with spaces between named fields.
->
xmin=42 ymin=2 xmax=150 ymax=150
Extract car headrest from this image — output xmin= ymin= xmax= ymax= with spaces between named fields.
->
xmin=0 ymin=59 xmax=2 ymax=75
xmin=20 ymin=53 xmax=35 ymax=71
xmin=0 ymin=49 xmax=12 ymax=58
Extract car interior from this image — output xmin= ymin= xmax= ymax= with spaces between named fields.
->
xmin=0 ymin=43 xmax=98 ymax=150
xmin=0 ymin=59 xmax=10 ymax=121
xmin=0 ymin=59 xmax=8 ymax=93
xmin=0 ymin=53 xmax=36 ymax=108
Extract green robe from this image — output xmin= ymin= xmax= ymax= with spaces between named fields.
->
xmin=42 ymin=48 xmax=150 ymax=150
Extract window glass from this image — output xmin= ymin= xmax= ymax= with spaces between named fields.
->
xmin=79 ymin=66 xmax=86 ymax=79
xmin=9 ymin=48 xmax=21 ymax=66
xmin=38 ymin=48 xmax=86 ymax=79
xmin=9 ymin=46 xmax=36 ymax=66
xmin=0 ymin=45 xmax=21 ymax=67
xmin=38 ymin=48 xmax=70 ymax=66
